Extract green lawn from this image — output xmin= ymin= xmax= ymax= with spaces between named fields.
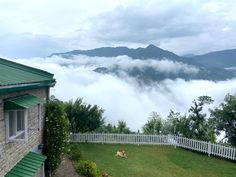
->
xmin=70 ymin=143 xmax=236 ymax=177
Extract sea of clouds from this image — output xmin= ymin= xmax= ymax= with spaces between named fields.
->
xmin=11 ymin=55 xmax=236 ymax=131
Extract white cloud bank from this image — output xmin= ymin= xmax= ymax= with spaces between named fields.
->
xmin=51 ymin=55 xmax=199 ymax=74
xmin=12 ymin=56 xmax=236 ymax=131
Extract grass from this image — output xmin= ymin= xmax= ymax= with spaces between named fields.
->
xmin=70 ymin=143 xmax=236 ymax=177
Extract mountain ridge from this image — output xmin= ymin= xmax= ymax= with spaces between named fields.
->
xmin=187 ymin=48 xmax=236 ymax=69
xmin=50 ymin=44 xmax=183 ymax=61
xmin=50 ymin=44 xmax=236 ymax=83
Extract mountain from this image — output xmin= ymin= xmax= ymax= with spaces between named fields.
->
xmin=182 ymin=54 xmax=196 ymax=58
xmin=187 ymin=48 xmax=236 ymax=69
xmin=51 ymin=44 xmax=184 ymax=61
xmin=50 ymin=45 xmax=236 ymax=83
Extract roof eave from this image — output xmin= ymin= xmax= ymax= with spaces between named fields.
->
xmin=0 ymin=79 xmax=56 ymax=95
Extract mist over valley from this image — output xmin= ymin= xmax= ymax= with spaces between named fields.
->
xmin=9 ymin=45 xmax=236 ymax=131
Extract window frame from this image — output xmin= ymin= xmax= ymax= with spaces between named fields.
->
xmin=38 ymin=104 xmax=42 ymax=131
xmin=5 ymin=109 xmax=28 ymax=143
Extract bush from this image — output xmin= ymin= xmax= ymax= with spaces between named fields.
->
xmin=76 ymin=160 xmax=99 ymax=177
xmin=43 ymin=99 xmax=70 ymax=176
xmin=64 ymin=98 xmax=105 ymax=133
xmin=69 ymin=144 xmax=82 ymax=161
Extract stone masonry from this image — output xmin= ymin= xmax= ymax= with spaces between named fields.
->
xmin=0 ymin=88 xmax=48 ymax=176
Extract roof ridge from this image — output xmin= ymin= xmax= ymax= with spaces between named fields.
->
xmin=0 ymin=58 xmax=54 ymax=78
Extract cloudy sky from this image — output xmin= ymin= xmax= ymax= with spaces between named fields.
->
xmin=1 ymin=0 xmax=236 ymax=58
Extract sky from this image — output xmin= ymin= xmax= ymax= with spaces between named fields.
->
xmin=0 ymin=0 xmax=236 ymax=58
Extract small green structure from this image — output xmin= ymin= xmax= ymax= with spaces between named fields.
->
xmin=5 ymin=152 xmax=47 ymax=177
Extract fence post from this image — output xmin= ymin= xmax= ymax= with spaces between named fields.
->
xmin=208 ymin=141 xmax=211 ymax=157
xmin=138 ymin=133 xmax=140 ymax=146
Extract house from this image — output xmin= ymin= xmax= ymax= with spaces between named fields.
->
xmin=0 ymin=58 xmax=56 ymax=177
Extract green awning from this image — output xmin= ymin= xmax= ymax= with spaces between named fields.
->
xmin=5 ymin=151 xmax=47 ymax=177
xmin=4 ymin=94 xmax=45 ymax=110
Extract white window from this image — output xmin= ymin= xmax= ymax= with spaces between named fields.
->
xmin=5 ymin=109 xmax=28 ymax=143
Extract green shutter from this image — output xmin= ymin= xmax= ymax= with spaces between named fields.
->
xmin=4 ymin=94 xmax=45 ymax=110
xmin=5 ymin=151 xmax=47 ymax=177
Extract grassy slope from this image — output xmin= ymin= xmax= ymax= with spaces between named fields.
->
xmin=71 ymin=143 xmax=236 ymax=177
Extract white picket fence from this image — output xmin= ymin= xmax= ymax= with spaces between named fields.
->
xmin=70 ymin=133 xmax=236 ymax=161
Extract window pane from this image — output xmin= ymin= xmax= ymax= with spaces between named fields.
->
xmin=9 ymin=111 xmax=15 ymax=137
xmin=17 ymin=111 xmax=24 ymax=131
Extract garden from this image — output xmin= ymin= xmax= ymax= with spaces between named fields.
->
xmin=69 ymin=143 xmax=236 ymax=177
xmin=44 ymin=96 xmax=236 ymax=177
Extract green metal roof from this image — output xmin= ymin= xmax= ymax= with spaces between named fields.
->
xmin=4 ymin=151 xmax=47 ymax=177
xmin=0 ymin=58 xmax=55 ymax=92
xmin=4 ymin=94 xmax=45 ymax=110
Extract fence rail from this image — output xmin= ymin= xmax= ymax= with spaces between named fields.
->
xmin=70 ymin=133 xmax=236 ymax=161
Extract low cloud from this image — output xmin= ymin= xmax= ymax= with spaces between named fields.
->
xmin=27 ymin=55 xmax=199 ymax=75
xmin=12 ymin=56 xmax=236 ymax=131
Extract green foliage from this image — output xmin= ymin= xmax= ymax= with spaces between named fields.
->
xmin=163 ymin=97 xmax=215 ymax=141
xmin=97 ymin=121 xmax=132 ymax=134
xmin=43 ymin=99 xmax=70 ymax=176
xmin=188 ymin=96 xmax=214 ymax=141
xmin=64 ymin=98 xmax=105 ymax=133
xmin=115 ymin=120 xmax=131 ymax=134
xmin=76 ymin=160 xmax=99 ymax=177
xmin=163 ymin=110 xmax=190 ymax=137
xmin=98 ymin=123 xmax=113 ymax=133
xmin=69 ymin=144 xmax=82 ymax=161
xmin=143 ymin=96 xmax=216 ymax=142
xmin=143 ymin=110 xmax=192 ymax=137
xmin=143 ymin=112 xmax=163 ymax=134
xmin=210 ymin=94 xmax=236 ymax=146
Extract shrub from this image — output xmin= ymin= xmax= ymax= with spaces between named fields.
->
xmin=64 ymin=98 xmax=105 ymax=133
xmin=76 ymin=160 xmax=99 ymax=177
xmin=43 ymin=99 xmax=70 ymax=176
xmin=69 ymin=144 xmax=82 ymax=161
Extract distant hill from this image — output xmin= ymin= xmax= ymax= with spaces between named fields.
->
xmin=50 ymin=45 xmax=236 ymax=83
xmin=187 ymin=48 xmax=236 ymax=69
xmin=182 ymin=54 xmax=196 ymax=58
xmin=51 ymin=44 xmax=184 ymax=61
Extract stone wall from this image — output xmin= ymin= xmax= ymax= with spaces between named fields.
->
xmin=0 ymin=87 xmax=49 ymax=176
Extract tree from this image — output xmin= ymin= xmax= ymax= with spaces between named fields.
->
xmin=210 ymin=94 xmax=236 ymax=146
xmin=163 ymin=110 xmax=190 ymax=137
xmin=64 ymin=98 xmax=105 ymax=133
xmin=106 ymin=123 xmax=113 ymax=133
xmin=188 ymin=96 xmax=214 ymax=141
xmin=96 ymin=121 xmax=132 ymax=134
xmin=96 ymin=123 xmax=113 ymax=133
xmin=116 ymin=120 xmax=131 ymax=134
xmin=143 ymin=112 xmax=163 ymax=134
xmin=43 ymin=99 xmax=70 ymax=176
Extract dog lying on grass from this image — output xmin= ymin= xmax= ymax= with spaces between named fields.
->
xmin=101 ymin=172 xmax=109 ymax=177
xmin=115 ymin=150 xmax=127 ymax=158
